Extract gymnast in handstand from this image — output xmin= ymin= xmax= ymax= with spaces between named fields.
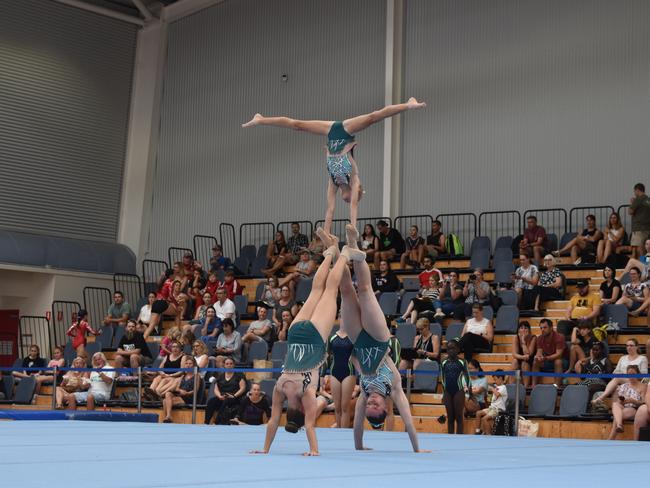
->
xmin=251 ymin=230 xmax=353 ymax=456
xmin=242 ymin=98 xmax=425 ymax=234
xmin=338 ymin=225 xmax=429 ymax=453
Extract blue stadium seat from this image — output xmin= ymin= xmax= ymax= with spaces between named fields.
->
xmin=527 ymin=385 xmax=557 ymax=417
xmin=413 ymin=361 xmax=439 ymax=392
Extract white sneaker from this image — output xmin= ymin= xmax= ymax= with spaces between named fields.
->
xmin=434 ymin=310 xmax=445 ymax=319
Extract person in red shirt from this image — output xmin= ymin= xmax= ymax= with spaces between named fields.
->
xmin=418 ymin=256 xmax=444 ymax=287
xmin=66 ymin=310 xmax=99 ymax=358
xmin=218 ymin=271 xmax=243 ymax=300
xmin=204 ymin=271 xmax=220 ymax=297
xmin=519 ymin=216 xmax=548 ymax=265
xmin=532 ymin=318 xmax=566 ymax=386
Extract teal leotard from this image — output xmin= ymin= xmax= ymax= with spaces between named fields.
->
xmin=326 ymin=121 xmax=356 ymax=187
xmin=283 ymin=320 xmax=327 ymax=374
xmin=353 ymin=329 xmax=389 ymax=375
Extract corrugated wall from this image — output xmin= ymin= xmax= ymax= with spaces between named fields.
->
xmin=146 ymin=0 xmax=386 ymax=259
xmin=0 ymin=0 xmax=137 ymax=241
xmin=402 ymin=0 xmax=650 ymax=217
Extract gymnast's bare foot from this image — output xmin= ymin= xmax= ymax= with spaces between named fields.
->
xmin=345 ymin=224 xmax=360 ymax=249
xmin=242 ymin=113 xmax=263 ymax=128
xmin=407 ymin=97 xmax=426 ymax=109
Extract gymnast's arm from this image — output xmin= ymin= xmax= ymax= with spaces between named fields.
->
xmin=353 ymin=390 xmax=371 ymax=450
xmin=251 ymin=385 xmax=284 ymax=454
xmin=302 ymin=391 xmax=320 ymax=456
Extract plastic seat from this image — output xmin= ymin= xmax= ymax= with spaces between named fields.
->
xmin=412 ymin=361 xmax=439 ymax=392
xmin=64 ymin=341 xmax=76 ymax=366
xmin=399 ymin=291 xmax=418 ymax=315
xmin=233 ymin=256 xmax=250 ymax=276
xmin=378 ymin=292 xmax=399 ymax=315
xmin=494 ymin=236 xmax=513 ymax=251
xmin=270 ymin=341 xmax=288 ymax=362
xmin=498 ymin=289 xmax=518 ymax=306
xmin=445 ymin=322 xmax=464 ymax=342
xmin=147 ymin=342 xmax=160 ymax=358
xmin=470 ymin=236 xmax=491 ymax=254
xmin=505 ymin=384 xmax=526 ymax=413
xmin=430 ymin=322 xmax=442 ymax=338
xmin=556 ymin=385 xmax=589 ymax=418
xmin=494 ymin=305 xmax=519 ymax=333
xmin=0 ymin=376 xmax=36 ymax=405
xmin=233 ymin=295 xmax=249 ymax=315
xmin=401 ymin=277 xmax=421 ymax=291
xmin=239 ymin=245 xmax=257 ymax=262
xmin=112 ymin=326 xmax=125 ymax=349
xmin=259 ymin=379 xmax=277 ymax=399
xmin=493 ymin=247 xmax=513 ymax=264
xmin=84 ymin=341 xmax=103 ymax=365
xmin=470 ymin=248 xmax=490 ymax=270
xmin=602 ymin=304 xmax=628 ymax=328
xmin=527 ymin=384 xmax=558 ymax=417
xmin=96 ymin=326 xmax=114 ymax=352
xmin=547 ymin=233 xmax=558 ymax=252
xmin=247 ymin=341 xmax=268 ymax=363
xmin=494 ymin=260 xmax=515 ymax=284
xmin=395 ymin=323 xmax=416 ymax=349
xmin=559 ymin=232 xmax=577 ymax=250
xmin=249 ymin=255 xmax=268 ymax=277
xmin=295 ymin=278 xmax=313 ymax=304
xmin=482 ymin=305 xmax=494 ymax=321
xmin=255 ymin=282 xmax=266 ymax=302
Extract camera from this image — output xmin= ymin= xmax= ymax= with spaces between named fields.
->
xmin=469 ymin=274 xmax=476 ymax=281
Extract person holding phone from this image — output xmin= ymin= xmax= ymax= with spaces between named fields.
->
xmin=607 ymin=365 xmax=647 ymax=440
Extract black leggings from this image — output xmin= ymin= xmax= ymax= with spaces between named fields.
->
xmin=443 ymin=390 xmax=465 ymax=434
xmin=457 ymin=332 xmax=491 ymax=360
xmin=204 ymin=396 xmax=239 ymax=425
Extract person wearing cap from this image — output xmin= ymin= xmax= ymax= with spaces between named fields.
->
xmin=209 ymin=244 xmax=232 ymax=272
xmin=567 ymin=320 xmax=598 ymax=373
xmin=558 ymin=279 xmax=602 ymax=337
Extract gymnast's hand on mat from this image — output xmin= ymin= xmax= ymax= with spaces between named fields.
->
xmin=249 ymin=449 xmax=269 ymax=455
xmin=302 ymin=451 xmax=320 ymax=456
xmin=415 ymin=449 xmax=432 ymax=453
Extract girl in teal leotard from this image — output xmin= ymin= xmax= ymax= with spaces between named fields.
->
xmin=242 ymin=98 xmax=425 ymax=234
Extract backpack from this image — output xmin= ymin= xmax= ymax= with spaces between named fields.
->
xmin=446 ymin=233 xmax=464 ymax=256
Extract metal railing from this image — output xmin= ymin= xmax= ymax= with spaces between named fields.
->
xmin=142 ymin=259 xmax=168 ymax=295
xmin=219 ymin=223 xmax=237 ymax=260
xmin=569 ymin=206 xmax=616 ymax=233
xmin=83 ymin=287 xmax=112 ymax=331
xmin=18 ymin=316 xmax=51 ymax=359
xmin=522 ymin=208 xmax=568 ymax=240
xmin=435 ymin=213 xmax=477 ymax=254
xmin=167 ymin=247 xmax=193 ymax=267
xmin=192 ymin=234 xmax=219 ymax=270
xmin=239 ymin=222 xmax=275 ymax=253
xmin=276 ymin=221 xmax=314 ymax=243
xmin=478 ymin=211 xmax=522 ymax=248
xmin=113 ymin=273 xmax=144 ymax=313
xmin=394 ymin=214 xmax=433 ymax=240
xmin=356 ymin=216 xmax=392 ymax=234
xmin=50 ymin=301 xmax=81 ymax=354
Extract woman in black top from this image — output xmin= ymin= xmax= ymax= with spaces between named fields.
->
xmin=232 ymin=383 xmax=272 ymax=425
xmin=599 ymin=266 xmax=621 ymax=305
xmin=568 ymin=322 xmax=598 ymax=373
xmin=399 ymin=318 xmax=440 ymax=371
xmin=204 ymin=357 xmax=247 ymax=425
xmin=371 ymin=259 xmax=400 ymax=294
xmin=162 ymin=355 xmax=201 ymax=423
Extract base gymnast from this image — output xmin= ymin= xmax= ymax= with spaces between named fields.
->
xmin=339 ymin=225 xmax=429 ymax=453
xmin=242 ymin=98 xmax=425 ymax=233
xmin=251 ymin=230 xmax=352 ymax=456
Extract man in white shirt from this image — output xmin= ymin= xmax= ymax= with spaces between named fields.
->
xmin=72 ymin=352 xmax=115 ymax=410
xmin=475 ymin=370 xmax=508 ymax=435
xmin=213 ymin=288 xmax=237 ymax=326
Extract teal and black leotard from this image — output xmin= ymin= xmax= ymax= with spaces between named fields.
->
xmin=283 ymin=320 xmax=327 ymax=375
xmin=326 ymin=121 xmax=356 ymax=187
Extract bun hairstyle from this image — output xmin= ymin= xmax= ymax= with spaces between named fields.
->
xmin=284 ymin=408 xmax=305 ymax=434
xmin=366 ymin=410 xmax=387 ymax=430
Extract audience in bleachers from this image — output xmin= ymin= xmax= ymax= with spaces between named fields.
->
xmin=263 ymin=231 xmax=288 ymax=276
xmin=192 ymin=340 xmax=209 ymax=370
xmin=559 ymin=279 xmax=601 ymax=335
xmin=204 ymin=357 xmax=246 ymax=425
xmin=607 ymin=365 xmax=647 ymax=440
xmin=426 ymin=220 xmax=446 ymax=258
xmin=71 ymin=352 xmax=115 ymax=411
xmin=284 ymin=222 xmax=310 ymax=265
xmin=209 ymin=244 xmax=232 ymax=272
xmin=360 ymin=224 xmax=379 ymax=261
xmin=192 ymin=291 xmax=214 ymax=322
xmin=458 ymin=304 xmax=494 ymax=361
xmin=576 ymin=341 xmax=613 ymax=397
xmin=373 ymin=220 xmax=405 ymax=269
xmin=259 ymin=276 xmax=281 ymax=308
xmin=213 ymin=287 xmax=236 ymax=326
xmin=475 ymin=371 xmax=507 ymax=435
xmin=465 ymin=359 xmax=487 ymax=414
xmin=399 ymin=318 xmax=440 ymax=372
xmin=555 ymin=214 xmax=602 ymax=264
xmin=510 ymin=321 xmax=536 ymax=387
xmin=532 ymin=319 xmax=566 ymax=386
xmin=514 ymin=254 xmax=539 ymax=311
xmin=33 ymin=346 xmax=65 ymax=396
xmin=162 ymin=355 xmax=201 ymax=423
xmin=197 ymin=307 xmax=221 ymax=343
xmin=103 ymin=291 xmax=131 ymax=329
xmin=461 ymin=269 xmax=491 ymax=320
xmin=400 ymin=225 xmax=425 ymax=269
xmin=66 ymin=309 xmax=99 ymax=359
xmin=114 ymin=320 xmax=152 ymax=370
xmin=439 ymin=270 xmax=464 ymax=316
xmin=418 ymin=256 xmax=444 ymax=287
xmin=242 ymin=307 xmax=273 ymax=347
xmin=616 ymin=266 xmax=650 ymax=324
xmin=12 ymin=345 xmax=46 ymax=380
xmin=372 ymin=259 xmax=400 ymax=294
xmin=271 ymin=285 xmax=298 ymax=326
xmin=633 ymin=387 xmax=650 ymax=440
xmin=137 ymin=292 xmax=156 ymax=331
xmin=596 ymin=212 xmax=625 ymax=264
xmin=567 ymin=322 xmax=598 ymax=373
xmin=203 ymin=271 xmax=221 ymax=299
xmin=218 ymin=271 xmax=243 ymax=300
xmin=519 ymin=216 xmax=548 ymax=264
xmin=276 ymin=309 xmax=293 ymax=342
xmin=279 ymin=250 xmax=315 ymax=289
xmin=400 ymin=275 xmax=444 ymax=323
xmin=594 ymin=338 xmax=648 ymax=408
xmin=231 ymin=382 xmax=271 ymax=425
xmin=629 ymin=182 xmax=650 ymax=259
xmin=55 ymin=356 xmax=88 ymax=409
xmin=623 ymin=238 xmax=650 ymax=280
xmin=159 ymin=327 xmax=181 ymax=359
xmin=215 ymin=318 xmax=242 ymax=363
xmin=535 ymin=255 xmax=563 ymax=309
xmin=599 ymin=266 xmax=621 ymax=305
xmin=145 ymin=341 xmax=183 ymax=400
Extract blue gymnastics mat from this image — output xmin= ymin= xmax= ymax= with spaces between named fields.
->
xmin=0 ymin=421 xmax=649 ymax=488
xmin=0 ymin=409 xmax=158 ymax=422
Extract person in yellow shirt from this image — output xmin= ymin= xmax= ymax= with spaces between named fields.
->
xmin=558 ymin=279 xmax=602 ymax=336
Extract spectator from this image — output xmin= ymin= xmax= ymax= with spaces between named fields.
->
xmin=192 ymin=291 xmax=214 ymax=322
xmin=400 ymin=225 xmax=425 ymax=269
xmin=360 ymin=224 xmax=380 ymax=261
xmin=634 ymin=385 xmax=650 ymax=440
xmin=198 ymin=307 xmax=222 ymax=343
xmin=597 ymin=212 xmax=625 ymax=264
xmin=272 ymin=285 xmax=298 ymax=327
xmin=258 ymin=277 xmax=280 ymax=310
xmin=535 ymin=255 xmax=563 ymax=310
xmin=307 ymin=231 xmax=325 ymax=264
xmin=279 ymin=250 xmax=316 ymax=290
xmin=12 ymin=344 xmax=46 ymax=380
xmin=576 ymin=342 xmax=613 ymax=398
xmin=514 ymin=254 xmax=539 ymax=311
xmin=531 ymin=319 xmax=566 ymax=386
xmin=373 ymin=220 xmax=405 ymax=269
xmin=188 ymin=265 xmax=208 ymax=308
xmin=615 ymin=266 xmax=650 ymax=324
xmin=213 ymin=287 xmax=237 ymax=326
xmin=418 ymin=256 xmax=444 ymax=287
xmin=371 ymin=259 xmax=400 ymax=294
xmin=181 ymin=328 xmax=196 ymax=347
xmin=599 ymin=266 xmax=622 ymax=305
xmin=242 ymin=307 xmax=273 ymax=347
xmin=558 ymin=279 xmax=602 ymax=336
xmin=510 ymin=321 xmax=537 ymax=387
xmin=554 ymin=214 xmax=602 ymax=264
xmin=439 ymin=270 xmax=464 ymax=316
xmin=72 ymin=352 xmax=115 ymax=411
xmin=399 ymin=317 xmax=440 ymax=371
xmin=628 ymin=182 xmax=650 ymax=259
xmin=458 ymin=303 xmax=494 ymax=361
xmin=465 ymin=359 xmax=488 ymax=414
xmin=426 ymin=219 xmax=447 ymax=258
xmin=285 ymin=222 xmax=310 ymax=265
xmin=162 ymin=355 xmax=201 ymax=423
xmin=209 ymin=244 xmax=232 ymax=272
xmin=169 ymin=262 xmax=189 ymax=291
xmin=192 ymin=340 xmax=210 ymax=370
xmin=475 ymin=371 xmax=507 ymax=435
xmin=113 ymin=320 xmax=153 ymax=370
xmin=103 ymin=291 xmax=131 ymax=329
xmin=461 ymin=268 xmax=491 ymax=319
xmin=276 ymin=309 xmax=293 ymax=342
xmin=263 ymin=231 xmax=288 ymax=277
xmin=607 ymin=365 xmax=647 ymax=440
xmin=218 ymin=271 xmax=243 ymax=301
xmin=137 ymin=292 xmax=156 ymax=331
xmin=66 ymin=309 xmax=99 ymax=359
xmin=203 ymin=271 xmax=220 ymax=298
xmin=519 ymin=215 xmax=548 ymax=264
xmin=399 ymin=274 xmax=444 ymax=323
xmin=145 ymin=341 xmax=184 ymax=400
xmin=623 ymin=238 xmax=650 ymax=280
xmin=34 ymin=346 xmax=65 ymax=395
xmin=159 ymin=326 xmax=182 ymax=359
xmin=594 ymin=338 xmax=648 ymax=406
xmin=181 ymin=253 xmax=196 ymax=282
xmin=567 ymin=322 xmax=597 ymax=373
xmin=55 ymin=356 xmax=89 ymax=409
xmin=231 ymin=382 xmax=272 ymax=425
xmin=440 ymin=340 xmax=471 ymax=435
xmin=215 ymin=318 xmax=242 ymax=363
xmin=204 ymin=357 xmax=247 ymax=425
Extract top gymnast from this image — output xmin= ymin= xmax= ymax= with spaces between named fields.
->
xmin=242 ymin=98 xmax=426 ymax=234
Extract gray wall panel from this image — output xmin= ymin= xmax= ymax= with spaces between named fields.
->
xmin=0 ymin=0 xmax=136 ymax=241
xmin=147 ymin=0 xmax=385 ymax=259
xmin=402 ymin=0 xmax=650 ymax=224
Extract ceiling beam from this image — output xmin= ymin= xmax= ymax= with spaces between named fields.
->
xmin=162 ymin=0 xmax=225 ymax=23
xmin=51 ymin=0 xmax=145 ymax=26
xmin=132 ymin=0 xmax=155 ymax=21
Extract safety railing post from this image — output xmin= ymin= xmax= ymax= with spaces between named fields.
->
xmin=406 ymin=369 xmax=412 ymax=400
xmin=514 ymin=370 xmax=521 ymax=436
xmin=191 ymin=366 xmax=199 ymax=425
xmin=51 ymin=366 xmax=57 ymax=410
xmin=137 ymin=366 xmax=142 ymax=414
